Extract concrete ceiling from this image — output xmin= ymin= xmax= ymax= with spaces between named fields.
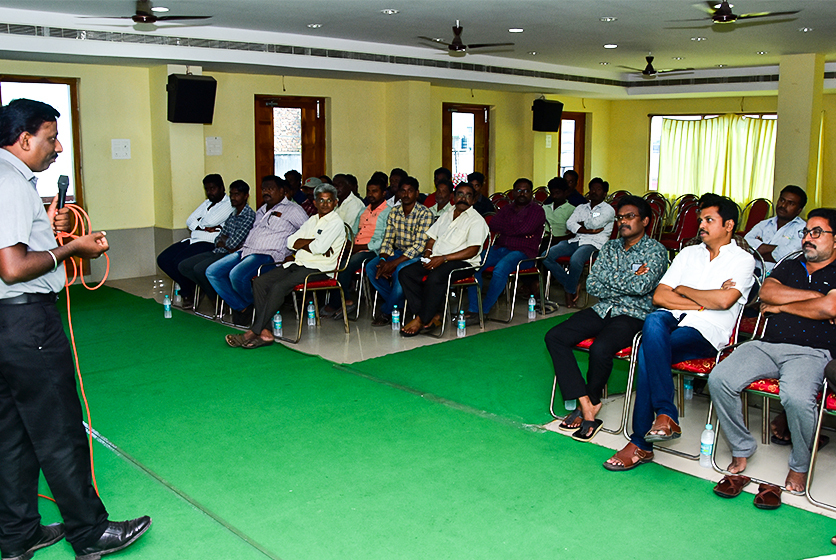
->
xmin=1 ymin=0 xmax=834 ymax=79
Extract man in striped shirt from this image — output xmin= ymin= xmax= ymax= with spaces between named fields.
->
xmin=206 ymin=176 xmax=307 ymax=324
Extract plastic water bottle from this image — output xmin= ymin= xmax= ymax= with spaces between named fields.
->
xmin=684 ymin=376 xmax=694 ymax=400
xmin=172 ymin=284 xmax=182 ymax=306
xmin=163 ymin=294 xmax=172 ymax=319
xmin=306 ymin=301 xmax=316 ymax=326
xmin=272 ymin=312 xmax=283 ymax=338
xmin=391 ymin=305 xmax=400 ymax=331
xmin=564 ymin=399 xmax=577 ymax=411
xmin=528 ymin=294 xmax=536 ymax=320
xmin=700 ymin=423 xmax=715 ymax=468
xmin=457 ymin=311 xmax=466 ymax=338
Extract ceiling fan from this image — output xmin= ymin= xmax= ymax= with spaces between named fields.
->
xmin=81 ymin=0 xmax=211 ymax=25
xmin=685 ymin=1 xmax=799 ymax=25
xmin=419 ymin=21 xmax=514 ymax=57
xmin=620 ymin=56 xmax=693 ymax=79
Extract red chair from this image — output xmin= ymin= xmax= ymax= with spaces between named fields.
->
xmin=660 ymin=203 xmax=698 ymax=257
xmin=489 ymin=192 xmax=507 ymax=205
xmin=666 ymin=194 xmax=699 ymax=231
xmin=739 ymin=198 xmax=773 ymax=235
xmin=494 ymin=198 xmax=510 ymax=210
xmin=423 ymin=193 xmax=436 ymax=208
xmin=533 ymin=187 xmax=549 ymax=203
xmin=607 ymin=189 xmax=632 ymax=203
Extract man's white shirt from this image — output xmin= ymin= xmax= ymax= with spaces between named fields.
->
xmin=744 ymin=216 xmax=805 ymax=273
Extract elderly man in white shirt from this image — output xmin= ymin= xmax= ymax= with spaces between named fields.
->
xmin=399 ymin=182 xmax=489 ymax=336
xmin=542 ymin=177 xmax=615 ymax=307
xmin=744 ymin=185 xmax=807 ymax=274
xmin=156 ymin=173 xmax=233 ymax=300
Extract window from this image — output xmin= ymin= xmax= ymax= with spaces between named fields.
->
xmin=559 ymin=112 xmax=586 ymax=187
xmin=0 ymin=76 xmax=82 ymax=205
xmin=442 ymin=104 xmax=489 ymax=187
xmin=649 ymin=114 xmax=777 ymax=203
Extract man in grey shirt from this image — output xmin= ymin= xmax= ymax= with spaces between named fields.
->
xmin=0 ymin=99 xmax=150 ymax=560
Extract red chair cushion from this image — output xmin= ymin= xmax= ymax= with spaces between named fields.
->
xmin=574 ymin=338 xmax=632 ymax=359
xmin=294 ymin=279 xmax=339 ymax=290
xmin=827 ymin=391 xmax=836 ymax=412
xmin=672 ymin=358 xmax=716 ymax=374
xmin=452 ymin=276 xmax=477 ymax=286
xmin=739 ymin=316 xmax=758 ymax=334
xmin=746 ymin=378 xmax=779 ymax=395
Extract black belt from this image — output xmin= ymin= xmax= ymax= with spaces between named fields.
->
xmin=0 ymin=292 xmax=58 ymax=305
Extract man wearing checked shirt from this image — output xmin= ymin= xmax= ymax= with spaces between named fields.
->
xmin=366 ymin=176 xmax=433 ymax=326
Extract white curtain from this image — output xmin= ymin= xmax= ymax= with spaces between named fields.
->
xmin=658 ymin=115 xmax=776 ymax=204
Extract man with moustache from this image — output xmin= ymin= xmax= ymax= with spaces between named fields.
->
xmin=462 ymin=178 xmax=545 ymax=323
xmin=0 ymin=99 xmax=150 ymax=560
xmin=545 ymin=196 xmax=667 ymax=441
xmin=428 ymin=179 xmax=454 ymax=222
xmin=366 ymin=177 xmax=433 ymax=326
xmin=206 ymin=176 xmax=307 ymax=325
xmin=605 ymin=194 xmax=755 ymax=471
xmin=399 ymin=182 xmax=489 ymax=335
xmin=709 ymin=208 xmax=836 ymax=499
xmin=744 ymin=185 xmax=807 ymax=274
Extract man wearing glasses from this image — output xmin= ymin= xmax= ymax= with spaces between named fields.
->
xmin=709 ymin=208 xmax=836 ymax=500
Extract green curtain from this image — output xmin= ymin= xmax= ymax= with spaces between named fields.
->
xmin=658 ymin=115 xmax=776 ymax=204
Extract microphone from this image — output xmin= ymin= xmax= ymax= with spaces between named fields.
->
xmin=57 ymin=175 xmax=69 ymax=209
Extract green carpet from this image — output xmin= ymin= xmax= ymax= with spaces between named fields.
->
xmin=39 ymin=286 xmax=835 ymax=560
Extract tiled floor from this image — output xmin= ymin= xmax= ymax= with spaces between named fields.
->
xmin=107 ymin=274 xmax=836 ymax=521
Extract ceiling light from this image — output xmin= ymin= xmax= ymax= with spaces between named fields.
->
xmin=799 ymin=27 xmax=813 ymax=32
xmin=528 ymin=51 xmax=537 ymax=55
xmin=307 ymin=23 xmax=322 ymax=28
xmin=756 ymin=51 xmax=767 ymax=55
xmin=150 ymin=6 xmax=169 ymax=12
xmin=599 ymin=17 xmax=617 ymax=22
xmin=716 ymin=64 xmax=726 ymax=68
xmin=599 ymin=62 xmax=609 ymax=65
xmin=380 ymin=9 xmax=399 ymax=15
xmin=508 ymin=28 xmax=524 ymax=33
xmin=603 ymin=44 xmax=617 ymax=49
xmin=691 ymin=36 xmax=706 ymax=41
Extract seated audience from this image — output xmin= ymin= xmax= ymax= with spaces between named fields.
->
xmin=463 ymin=178 xmax=545 ymax=322
xmin=428 ymin=179 xmax=454 ymax=221
xmin=542 ymin=177 xmax=615 ymax=308
xmin=563 ymin=169 xmax=587 ymax=207
xmin=545 ymin=196 xmax=667 ymax=441
xmin=285 ymin=169 xmax=305 ymax=205
xmin=334 ymin=173 xmax=365 ymax=234
xmin=543 ymin=176 xmax=576 ymax=241
xmin=467 ymin=171 xmax=497 ymax=216
xmin=366 ymin=177 xmax=433 ymax=326
xmin=399 ymin=182 xmax=490 ymax=336
xmin=320 ymin=172 xmax=391 ymax=319
xmin=709 ymin=208 xmax=836 ymax=498
xmin=224 ymin=183 xmax=346 ymax=349
xmin=156 ymin=173 xmax=233 ymax=302
xmin=206 ymin=176 xmax=307 ymax=325
xmin=177 ymin=180 xmax=255 ymax=306
xmin=744 ymin=185 xmax=807 ymax=274
xmin=605 ymin=194 xmax=755 ymax=471
xmin=299 ymin=177 xmax=320 ymax=216
xmin=386 ymin=167 xmax=408 ymax=206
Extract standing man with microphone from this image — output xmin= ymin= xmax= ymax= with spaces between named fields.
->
xmin=0 ymin=99 xmax=150 ymax=560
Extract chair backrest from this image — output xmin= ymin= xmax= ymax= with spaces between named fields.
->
xmin=331 ymin=223 xmax=355 ymax=278
xmin=494 ymin=198 xmax=510 ymax=210
xmin=607 ymin=189 xmax=632 ymax=202
xmin=740 ymin=198 xmax=774 ymax=235
xmin=669 ymin=194 xmax=698 ymax=227
xmin=489 ymin=192 xmax=506 ymax=204
xmin=647 ymin=205 xmax=664 ymax=240
xmin=533 ymin=187 xmax=549 ymax=203
xmin=672 ymin=203 xmax=699 ymax=245
xmin=424 ymin=193 xmax=437 ymax=207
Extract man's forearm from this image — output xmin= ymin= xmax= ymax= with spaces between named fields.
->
xmin=760 ymin=279 xmax=823 ymax=305
xmin=764 ymin=292 xmax=836 ymax=321
xmin=653 ymin=286 xmax=703 ymax=311
xmin=673 ymin=285 xmax=741 ymax=310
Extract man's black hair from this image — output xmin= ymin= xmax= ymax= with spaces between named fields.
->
xmin=436 ymin=179 xmax=454 ymax=191
xmin=780 ymin=185 xmax=808 ymax=209
xmin=389 ymin=168 xmax=408 ymax=181
xmin=513 ymin=178 xmax=534 ymax=190
xmin=367 ymin=171 xmax=389 ymax=189
xmin=0 ymin=98 xmax=61 ymax=147
xmin=203 ymin=174 xmax=224 ymax=190
xmin=807 ymin=208 xmax=836 ymax=233
xmin=401 ymin=176 xmax=420 ymax=192
xmin=563 ymin=169 xmax=579 ymax=181
xmin=229 ymin=179 xmax=250 ymax=195
xmin=284 ymin=169 xmax=302 ymax=182
xmin=699 ymin=193 xmax=739 ymax=230
xmin=617 ymin=195 xmax=652 ymax=221
xmin=261 ymin=175 xmax=287 ymax=190
xmin=434 ymin=167 xmax=452 ymax=181
xmin=547 ymin=176 xmax=571 ymax=192
xmin=467 ymin=171 xmax=485 ymax=184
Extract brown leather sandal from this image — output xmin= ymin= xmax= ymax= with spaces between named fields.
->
xmin=645 ymin=413 xmax=682 ymax=442
xmin=754 ymin=483 xmax=782 ymax=510
xmin=603 ymin=443 xmax=654 ymax=471
xmin=713 ymin=475 xmax=751 ymax=498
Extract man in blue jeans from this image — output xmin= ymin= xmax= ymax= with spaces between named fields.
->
xmin=366 ymin=177 xmax=433 ymax=326
xmin=206 ymin=176 xmax=307 ymax=325
xmin=541 ymin=178 xmax=614 ymax=308
xmin=605 ymin=194 xmax=755 ymax=471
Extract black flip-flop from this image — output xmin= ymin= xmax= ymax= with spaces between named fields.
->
xmin=558 ymin=409 xmax=582 ymax=431
xmin=572 ymin=419 xmax=603 ymax=442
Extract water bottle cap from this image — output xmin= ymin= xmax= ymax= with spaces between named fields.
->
xmin=393 ymin=305 xmax=398 ymax=309
xmin=705 ymin=423 xmax=713 ymax=430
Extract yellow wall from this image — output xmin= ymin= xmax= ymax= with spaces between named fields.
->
xmin=819 ymin=95 xmax=835 ymax=208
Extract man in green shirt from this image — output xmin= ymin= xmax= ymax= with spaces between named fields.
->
xmin=543 ymin=176 xmax=576 ymax=241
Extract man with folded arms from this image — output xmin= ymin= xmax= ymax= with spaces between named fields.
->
xmin=709 ymin=208 xmax=836 ymax=502
xmin=546 ymin=196 xmax=667 ymax=442
xmin=399 ymin=182 xmax=489 ymax=335
xmin=605 ymin=194 xmax=754 ymax=471
xmin=225 ymin=183 xmax=345 ymax=349
xmin=206 ymin=176 xmax=306 ymax=325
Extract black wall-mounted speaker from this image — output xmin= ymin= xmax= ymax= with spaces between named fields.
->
xmin=167 ymin=74 xmax=217 ymax=124
xmin=532 ymin=99 xmax=564 ymax=132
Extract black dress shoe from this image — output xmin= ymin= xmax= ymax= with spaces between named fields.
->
xmin=75 ymin=517 xmax=151 ymax=560
xmin=2 ymin=523 xmax=65 ymax=560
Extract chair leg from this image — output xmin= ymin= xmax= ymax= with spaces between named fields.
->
xmin=339 ymin=289 xmax=350 ymax=334
xmin=806 ymin=385 xmax=836 ymax=511
xmin=762 ymin=397 xmax=770 ymax=445
xmin=742 ymin=392 xmax=749 ymax=430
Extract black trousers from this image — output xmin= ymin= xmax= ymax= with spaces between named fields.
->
xmin=178 ymin=251 xmax=226 ymax=300
xmin=544 ymin=307 xmax=644 ymax=406
xmin=251 ymin=264 xmax=326 ymax=333
xmin=399 ymin=260 xmax=469 ymax=324
xmin=156 ymin=240 xmax=214 ymax=297
xmin=0 ymin=300 xmax=108 ymax=553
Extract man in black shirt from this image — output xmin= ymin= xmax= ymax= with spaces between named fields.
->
xmin=709 ymin=208 xmax=836 ymax=496
xmin=466 ymin=172 xmax=496 ymax=217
